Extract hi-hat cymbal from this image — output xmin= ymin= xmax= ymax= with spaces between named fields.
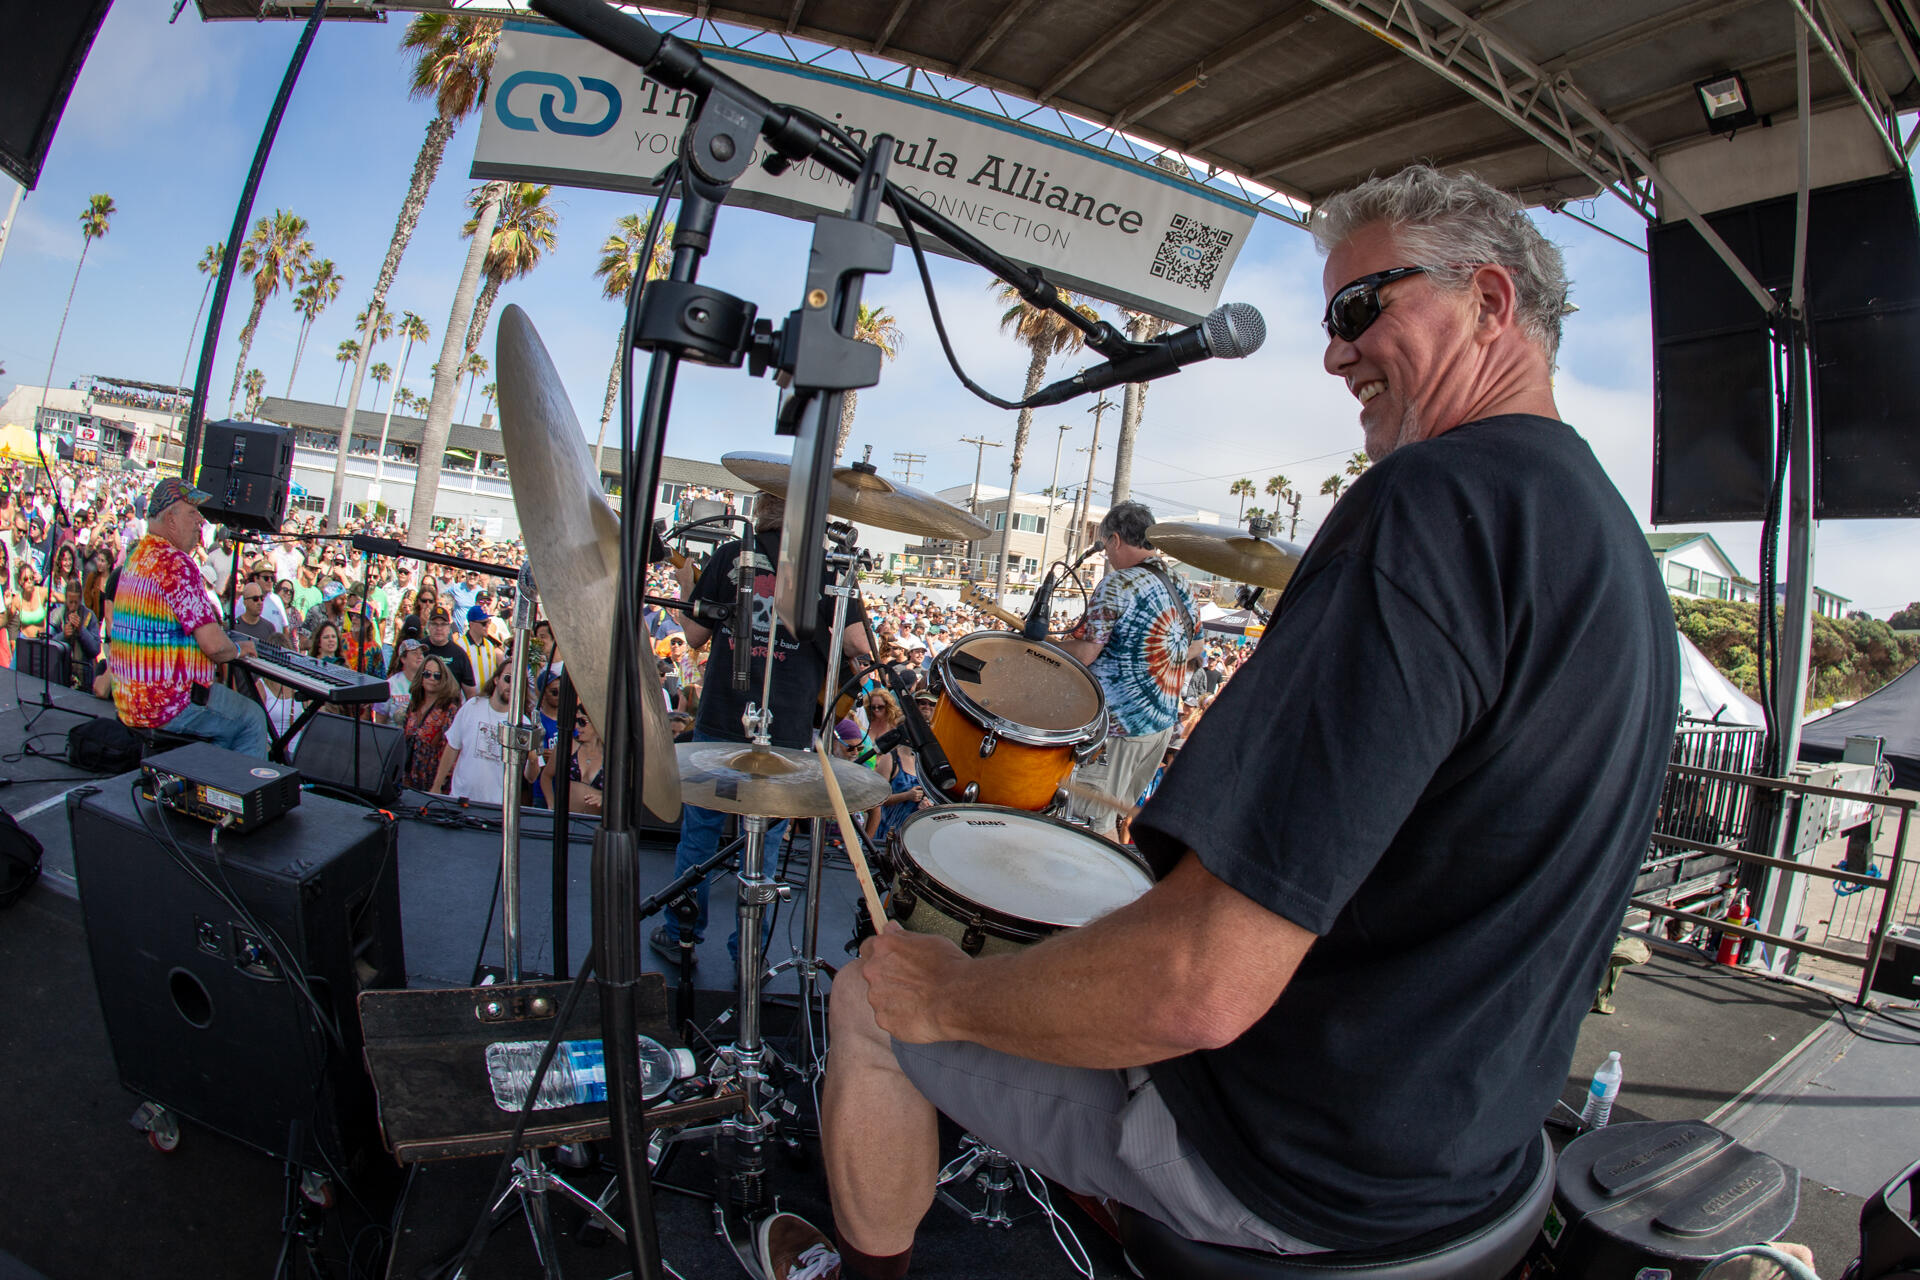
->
xmin=1147 ymin=521 xmax=1305 ymax=592
xmin=720 ymin=451 xmax=991 ymax=542
xmin=677 ymin=742 xmax=892 ymax=818
xmin=496 ymin=304 xmax=681 ymax=820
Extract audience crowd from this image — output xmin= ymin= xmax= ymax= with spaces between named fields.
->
xmin=3 ymin=458 xmax=1254 ymax=817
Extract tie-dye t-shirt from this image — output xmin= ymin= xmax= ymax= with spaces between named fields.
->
xmin=111 ymin=535 xmax=220 ymax=728
xmin=1082 ymin=557 xmax=1197 ymax=737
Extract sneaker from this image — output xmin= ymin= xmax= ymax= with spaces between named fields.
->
xmin=649 ymin=925 xmax=696 ymax=968
xmin=756 ymin=1212 xmax=841 ymax=1280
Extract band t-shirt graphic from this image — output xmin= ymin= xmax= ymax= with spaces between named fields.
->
xmin=690 ymin=532 xmax=864 ymax=750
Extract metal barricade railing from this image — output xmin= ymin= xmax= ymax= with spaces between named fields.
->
xmin=1634 ymin=721 xmax=1766 ymax=906
xmin=1630 ymin=764 xmax=1915 ymax=1006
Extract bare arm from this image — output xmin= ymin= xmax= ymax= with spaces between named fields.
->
xmin=1055 ymin=636 xmax=1104 ymax=666
xmin=432 ymin=746 xmax=459 ymax=796
xmin=193 ymin=621 xmax=252 ymax=665
xmin=858 ymin=850 xmax=1315 ymax=1068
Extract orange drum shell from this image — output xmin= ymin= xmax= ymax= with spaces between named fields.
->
xmin=930 ymin=694 xmax=1075 ymax=811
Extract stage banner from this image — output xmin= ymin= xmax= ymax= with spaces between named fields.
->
xmin=472 ymin=24 xmax=1256 ymax=324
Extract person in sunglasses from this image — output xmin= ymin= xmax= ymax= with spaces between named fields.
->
xmin=787 ymin=165 xmax=1680 ymax=1280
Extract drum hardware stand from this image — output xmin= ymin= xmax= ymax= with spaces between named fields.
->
xmin=937 ymin=1136 xmax=1094 ymax=1277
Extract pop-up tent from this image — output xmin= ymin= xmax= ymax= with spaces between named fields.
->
xmin=1680 ymin=634 xmax=1766 ymax=727
xmin=1800 ymin=663 xmax=1920 ymax=788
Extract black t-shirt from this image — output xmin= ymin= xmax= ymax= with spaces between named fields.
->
xmin=1135 ymin=416 xmax=1678 ymax=1251
xmin=425 ymin=640 xmax=476 ymax=689
xmin=691 ymin=532 xmax=865 ymax=749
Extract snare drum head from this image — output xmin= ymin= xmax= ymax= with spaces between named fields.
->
xmin=937 ymin=632 xmax=1104 ymax=740
xmin=897 ymin=806 xmax=1152 ymax=929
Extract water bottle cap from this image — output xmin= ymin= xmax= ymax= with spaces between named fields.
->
xmin=1607 ymin=1051 xmax=1621 ymax=1061
xmin=669 ymin=1047 xmax=696 ymax=1078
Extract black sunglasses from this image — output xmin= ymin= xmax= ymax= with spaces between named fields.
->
xmin=1322 ymin=266 xmax=1427 ymax=342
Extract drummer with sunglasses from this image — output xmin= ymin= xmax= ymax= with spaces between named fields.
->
xmin=770 ymin=166 xmax=1679 ymax=1280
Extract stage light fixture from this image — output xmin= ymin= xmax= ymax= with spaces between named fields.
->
xmin=1695 ymin=71 xmax=1758 ymax=135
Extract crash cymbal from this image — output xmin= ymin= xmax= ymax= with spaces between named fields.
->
xmin=676 ymin=742 xmax=892 ymax=818
xmin=720 ymin=451 xmax=992 ymax=542
xmin=1147 ymin=521 xmax=1304 ymax=592
xmin=496 ymin=304 xmax=681 ymax=820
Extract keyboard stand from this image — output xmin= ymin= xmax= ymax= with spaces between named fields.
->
xmin=230 ymin=665 xmax=333 ymax=765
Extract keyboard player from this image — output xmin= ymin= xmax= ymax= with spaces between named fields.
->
xmin=110 ymin=478 xmax=272 ymax=758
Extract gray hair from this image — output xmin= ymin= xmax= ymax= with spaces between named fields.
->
xmin=1097 ymin=500 xmax=1155 ymax=550
xmin=751 ymin=493 xmax=785 ymax=533
xmin=1311 ymin=164 xmax=1570 ymax=364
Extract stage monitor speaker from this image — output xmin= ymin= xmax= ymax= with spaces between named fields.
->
xmin=70 ymin=777 xmax=405 ymax=1174
xmin=1649 ymin=174 xmax=1920 ymax=524
xmin=197 ymin=420 xmax=295 ymax=532
xmin=0 ymin=0 xmax=113 ymax=190
xmin=15 ymin=635 xmax=73 ymax=689
xmin=293 ymin=715 xmax=405 ymax=805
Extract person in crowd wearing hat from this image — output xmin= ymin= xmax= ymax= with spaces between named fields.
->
xmin=423 ymin=604 xmax=478 ymax=695
xmin=109 ymin=478 xmax=270 ymax=757
xmin=457 ymin=602 xmax=503 ymax=693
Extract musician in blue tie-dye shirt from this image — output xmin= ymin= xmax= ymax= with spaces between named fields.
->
xmin=1057 ymin=500 xmax=1199 ymax=836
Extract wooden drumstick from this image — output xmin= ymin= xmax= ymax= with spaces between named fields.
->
xmin=814 ymin=731 xmax=890 ymax=932
xmin=1058 ymin=778 xmax=1138 ymax=818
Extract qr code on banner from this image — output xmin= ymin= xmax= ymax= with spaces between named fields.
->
xmin=1150 ymin=214 xmax=1234 ymax=291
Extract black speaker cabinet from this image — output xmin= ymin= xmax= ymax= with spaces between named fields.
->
xmin=293 ymin=715 xmax=405 ymax=804
xmin=198 ymin=420 xmax=295 ymax=533
xmin=15 ymin=635 xmax=72 ymax=688
xmin=69 ymin=777 xmax=405 ymax=1173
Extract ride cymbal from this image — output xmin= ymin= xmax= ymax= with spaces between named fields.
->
xmin=496 ymin=303 xmax=681 ymax=819
xmin=1146 ymin=521 xmax=1304 ymax=592
xmin=676 ymin=742 xmax=892 ymax=818
xmin=720 ymin=451 xmax=991 ymax=542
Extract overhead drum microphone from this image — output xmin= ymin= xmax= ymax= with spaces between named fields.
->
xmin=1024 ymin=302 xmax=1267 ymax=408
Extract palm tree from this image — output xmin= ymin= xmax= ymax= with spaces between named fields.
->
xmin=1346 ymin=450 xmax=1370 ymax=480
xmin=462 ymin=182 xmax=558 ymax=362
xmin=481 ymin=381 xmax=497 ymax=417
xmin=460 ymin=352 xmax=488 ymax=419
xmin=411 ymin=181 xmax=505 ymax=546
xmin=330 ymin=12 xmax=502 ymax=528
xmin=228 ymin=209 xmax=313 ymax=414
xmin=1266 ymin=474 xmax=1303 ymax=539
xmin=834 ymin=303 xmax=904 ymax=459
xmin=591 ymin=211 xmax=672 ymax=471
xmin=1228 ymin=477 xmax=1255 ymax=524
xmin=1320 ymin=473 xmax=1348 ymax=501
xmin=1110 ymin=307 xmax=1171 ymax=503
xmin=368 ymin=361 xmax=393 ymax=415
xmin=170 ymin=241 xmax=224 ymax=441
xmin=285 ymin=258 xmax=342 ymax=398
xmin=992 ymin=281 xmax=1102 ymax=595
xmin=243 ymin=368 xmax=266 ymax=418
xmin=1244 ymin=506 xmax=1266 ymax=527
xmin=333 ymin=339 xmax=360 ymax=403
xmin=372 ymin=310 xmax=430 ymax=489
xmin=40 ymin=194 xmax=115 ymax=427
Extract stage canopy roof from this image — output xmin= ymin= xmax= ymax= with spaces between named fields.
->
xmin=203 ymin=0 xmax=1920 ymax=226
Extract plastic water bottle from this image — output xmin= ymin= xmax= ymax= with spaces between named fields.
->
xmin=1579 ymin=1051 xmax=1624 ymax=1129
xmin=485 ymin=1036 xmax=696 ymax=1112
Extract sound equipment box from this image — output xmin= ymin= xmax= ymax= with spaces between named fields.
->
xmin=69 ymin=774 xmax=406 ymax=1174
xmin=14 ymin=635 xmax=72 ymax=688
xmin=1870 ymin=923 xmax=1920 ymax=1002
xmin=197 ymin=419 xmax=295 ymax=533
xmin=293 ymin=716 xmax=406 ymax=805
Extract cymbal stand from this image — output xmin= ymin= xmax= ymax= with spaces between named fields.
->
xmin=765 ymin=522 xmax=868 ymax=1087
xmin=471 ymin=562 xmax=613 ymax=1273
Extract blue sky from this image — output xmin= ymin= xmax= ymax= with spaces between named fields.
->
xmin=2 ymin=2 xmax=1916 ymax=616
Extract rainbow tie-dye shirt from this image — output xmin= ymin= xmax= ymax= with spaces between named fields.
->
xmin=111 ymin=535 xmax=220 ymax=728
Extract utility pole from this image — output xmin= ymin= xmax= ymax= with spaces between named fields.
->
xmin=1038 ymin=422 xmax=1072 ymax=578
xmin=891 ymin=450 xmax=925 ymax=487
xmin=1071 ymin=395 xmax=1113 ymax=561
xmin=958 ymin=435 xmax=1001 ymax=579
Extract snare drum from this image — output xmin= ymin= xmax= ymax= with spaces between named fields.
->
xmin=928 ymin=631 xmax=1106 ymax=811
xmin=886 ymin=806 xmax=1153 ymax=956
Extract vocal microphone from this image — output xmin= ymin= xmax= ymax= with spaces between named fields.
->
xmin=1022 ymin=543 xmax=1101 ymax=641
xmin=1023 ymin=302 xmax=1266 ymax=408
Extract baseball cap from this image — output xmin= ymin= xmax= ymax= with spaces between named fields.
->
xmin=467 ymin=604 xmax=491 ymax=623
xmin=146 ymin=476 xmax=210 ymax=519
xmin=398 ymin=638 xmax=424 ymax=654
xmin=429 ymin=606 xmax=452 ymax=622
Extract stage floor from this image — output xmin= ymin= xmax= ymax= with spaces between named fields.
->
xmin=2 ymin=675 xmax=1916 ymax=1278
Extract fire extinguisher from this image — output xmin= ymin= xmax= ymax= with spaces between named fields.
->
xmin=1717 ymin=889 xmax=1751 ymax=966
